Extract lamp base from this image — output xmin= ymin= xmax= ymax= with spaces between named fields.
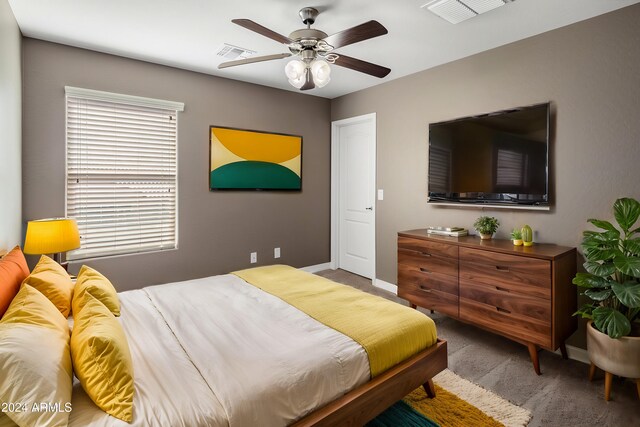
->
xmin=53 ymin=252 xmax=69 ymax=271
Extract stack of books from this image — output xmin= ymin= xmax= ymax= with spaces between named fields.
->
xmin=426 ymin=226 xmax=468 ymax=237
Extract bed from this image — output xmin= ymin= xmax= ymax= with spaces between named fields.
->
xmin=4 ymin=259 xmax=447 ymax=426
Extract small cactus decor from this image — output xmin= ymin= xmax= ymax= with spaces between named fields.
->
xmin=511 ymin=228 xmax=523 ymax=246
xmin=521 ymin=224 xmax=533 ymax=246
xmin=473 ymin=216 xmax=500 ymax=240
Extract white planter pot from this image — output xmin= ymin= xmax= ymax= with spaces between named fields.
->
xmin=587 ymin=320 xmax=640 ymax=379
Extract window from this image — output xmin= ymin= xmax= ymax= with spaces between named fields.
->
xmin=65 ymin=87 xmax=184 ymax=260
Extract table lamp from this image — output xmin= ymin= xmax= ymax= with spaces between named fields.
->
xmin=24 ymin=218 xmax=81 ymax=268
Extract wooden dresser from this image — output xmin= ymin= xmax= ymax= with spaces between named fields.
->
xmin=398 ymin=229 xmax=577 ymax=374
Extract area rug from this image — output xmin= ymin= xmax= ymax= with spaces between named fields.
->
xmin=368 ymin=369 xmax=532 ymax=427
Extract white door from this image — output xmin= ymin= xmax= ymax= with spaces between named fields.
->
xmin=331 ymin=113 xmax=376 ymax=279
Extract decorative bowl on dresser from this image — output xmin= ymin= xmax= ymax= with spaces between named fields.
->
xmin=397 ymin=229 xmax=577 ymax=374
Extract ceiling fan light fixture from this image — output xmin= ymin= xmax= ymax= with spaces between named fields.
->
xmin=310 ymin=59 xmax=331 ymax=88
xmin=285 ymin=59 xmax=306 ymax=81
xmin=225 ymin=9 xmax=390 ymax=91
xmin=288 ymin=77 xmax=306 ymax=89
xmin=288 ymin=72 xmax=307 ymax=89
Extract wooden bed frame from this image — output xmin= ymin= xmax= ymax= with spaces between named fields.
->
xmin=2 ymin=246 xmax=447 ymax=425
xmin=294 ymin=338 xmax=448 ymax=426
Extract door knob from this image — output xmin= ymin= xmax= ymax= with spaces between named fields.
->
xmin=366 ymin=207 xmax=373 ymax=210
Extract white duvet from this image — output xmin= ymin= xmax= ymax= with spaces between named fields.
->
xmin=69 ymin=274 xmax=370 ymax=427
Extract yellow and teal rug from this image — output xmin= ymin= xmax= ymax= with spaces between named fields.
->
xmin=369 ymin=369 xmax=531 ymax=427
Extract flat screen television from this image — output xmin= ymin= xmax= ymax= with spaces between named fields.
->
xmin=428 ymin=102 xmax=550 ymax=207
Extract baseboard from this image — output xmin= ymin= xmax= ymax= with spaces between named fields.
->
xmin=299 ymin=263 xmax=332 ymax=273
xmin=373 ymin=279 xmax=398 ymax=295
xmin=555 ymin=344 xmax=589 ymax=365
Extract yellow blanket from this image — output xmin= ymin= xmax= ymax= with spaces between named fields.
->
xmin=233 ymin=265 xmax=437 ymax=377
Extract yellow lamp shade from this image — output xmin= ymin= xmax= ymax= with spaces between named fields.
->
xmin=24 ymin=218 xmax=81 ymax=255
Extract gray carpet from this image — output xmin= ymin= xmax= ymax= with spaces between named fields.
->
xmin=316 ymin=269 xmax=640 ymax=427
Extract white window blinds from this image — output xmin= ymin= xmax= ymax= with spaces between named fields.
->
xmin=65 ymin=87 xmax=184 ymax=260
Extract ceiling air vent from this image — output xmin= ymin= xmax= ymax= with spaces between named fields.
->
xmin=216 ymin=44 xmax=256 ymax=60
xmin=422 ymin=0 xmax=513 ymax=24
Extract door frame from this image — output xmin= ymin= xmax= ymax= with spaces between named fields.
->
xmin=330 ymin=112 xmax=377 ymax=278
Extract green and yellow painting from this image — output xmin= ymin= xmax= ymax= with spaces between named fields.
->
xmin=209 ymin=127 xmax=302 ymax=190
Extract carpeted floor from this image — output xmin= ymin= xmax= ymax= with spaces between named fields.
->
xmin=316 ymin=269 xmax=640 ymax=427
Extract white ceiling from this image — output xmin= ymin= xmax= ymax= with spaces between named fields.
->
xmin=8 ymin=0 xmax=640 ymax=99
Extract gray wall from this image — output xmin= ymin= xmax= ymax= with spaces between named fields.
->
xmin=331 ymin=4 xmax=640 ymax=346
xmin=332 ymin=4 xmax=640 ymax=284
xmin=0 ymin=1 xmax=21 ymax=249
xmin=22 ymin=39 xmax=331 ymax=291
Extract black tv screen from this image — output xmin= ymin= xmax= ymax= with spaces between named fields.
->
xmin=428 ymin=103 xmax=550 ymax=207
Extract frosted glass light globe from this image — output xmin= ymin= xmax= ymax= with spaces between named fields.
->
xmin=311 ymin=60 xmax=331 ymax=88
xmin=288 ymin=73 xmax=306 ymax=89
xmin=285 ymin=60 xmax=306 ymax=80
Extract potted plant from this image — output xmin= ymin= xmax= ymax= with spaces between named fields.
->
xmin=511 ymin=228 xmax=523 ymax=246
xmin=473 ymin=216 xmax=499 ymax=240
xmin=521 ymin=224 xmax=534 ymax=247
xmin=573 ymin=197 xmax=640 ymax=400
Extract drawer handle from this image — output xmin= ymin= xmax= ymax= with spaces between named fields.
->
xmin=495 ymin=266 xmax=510 ymax=272
xmin=419 ymin=251 xmax=432 ymax=257
xmin=419 ymin=285 xmax=432 ymax=293
xmin=495 ymin=286 xmax=510 ymax=293
xmin=496 ymin=306 xmax=511 ymax=314
xmin=419 ymin=267 xmax=431 ymax=274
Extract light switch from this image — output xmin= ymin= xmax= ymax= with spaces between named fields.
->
xmin=377 ymin=189 xmax=384 ymax=201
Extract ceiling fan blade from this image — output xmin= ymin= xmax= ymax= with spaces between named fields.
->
xmin=333 ymin=54 xmax=391 ymax=78
xmin=322 ymin=20 xmax=388 ymax=50
xmin=300 ymin=69 xmax=315 ymax=91
xmin=232 ymin=19 xmax=293 ymax=45
xmin=218 ymin=53 xmax=291 ymax=69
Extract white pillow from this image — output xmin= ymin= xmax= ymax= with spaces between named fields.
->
xmin=0 ymin=325 xmax=72 ymax=427
xmin=0 ymin=284 xmax=72 ymax=426
xmin=0 ymin=414 xmax=17 ymax=427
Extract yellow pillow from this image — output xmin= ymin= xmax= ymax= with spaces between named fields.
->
xmin=73 ymin=265 xmax=120 ymax=316
xmin=22 ymin=255 xmax=73 ymax=317
xmin=71 ymin=292 xmax=134 ymax=422
xmin=0 ymin=285 xmax=72 ymax=427
xmin=1 ymin=283 xmax=68 ymax=331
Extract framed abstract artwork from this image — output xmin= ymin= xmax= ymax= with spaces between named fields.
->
xmin=209 ymin=126 xmax=302 ymax=191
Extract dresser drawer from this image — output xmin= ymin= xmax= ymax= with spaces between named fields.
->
xmin=398 ymin=237 xmax=459 ymax=259
xmin=398 ymin=285 xmax=459 ymax=318
xmin=398 ymin=249 xmax=458 ymax=277
xmin=459 ymin=297 xmax=551 ymax=348
xmin=460 ymin=280 xmax=550 ymax=322
xmin=398 ymin=264 xmax=458 ymax=295
xmin=459 ymin=248 xmax=551 ymax=299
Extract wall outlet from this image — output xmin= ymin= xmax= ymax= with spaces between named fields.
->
xmin=250 ymin=252 xmax=257 ymax=263
xmin=274 ymin=247 xmax=281 ymax=259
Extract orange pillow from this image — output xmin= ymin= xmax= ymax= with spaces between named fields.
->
xmin=0 ymin=246 xmax=30 ymax=318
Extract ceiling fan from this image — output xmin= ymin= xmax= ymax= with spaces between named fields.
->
xmin=218 ymin=7 xmax=391 ymax=91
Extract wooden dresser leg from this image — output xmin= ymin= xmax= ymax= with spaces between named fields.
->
xmin=527 ymin=343 xmax=541 ymax=375
xmin=560 ymin=343 xmax=568 ymax=360
xmin=604 ymin=371 xmax=613 ymax=401
xmin=588 ymin=362 xmax=597 ymax=382
xmin=423 ymin=379 xmax=436 ymax=398
xmin=410 ymin=303 xmax=417 ymax=309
